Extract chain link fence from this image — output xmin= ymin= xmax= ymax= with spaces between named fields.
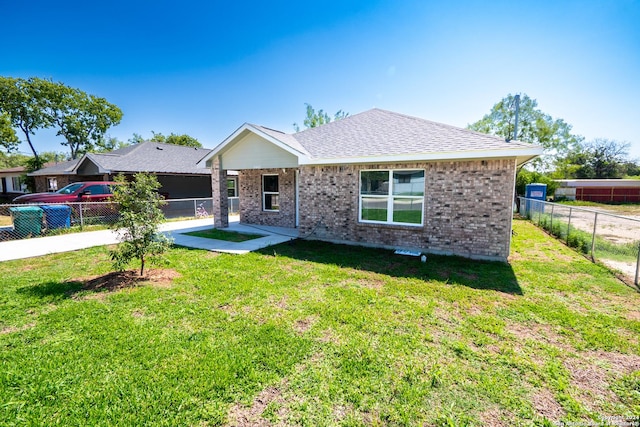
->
xmin=0 ymin=197 xmax=220 ymax=243
xmin=519 ymin=197 xmax=640 ymax=287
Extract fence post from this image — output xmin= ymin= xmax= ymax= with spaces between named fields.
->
xmin=591 ymin=212 xmax=598 ymax=261
xmin=193 ymin=199 xmax=198 ymax=218
xmin=635 ymin=242 xmax=640 ymax=287
xmin=550 ymin=204 xmax=555 ymax=233
xmin=566 ymin=207 xmax=572 ymax=245
xmin=79 ymin=203 xmax=84 ymax=229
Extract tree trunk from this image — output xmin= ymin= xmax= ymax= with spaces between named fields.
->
xmin=140 ymin=255 xmax=145 ymax=276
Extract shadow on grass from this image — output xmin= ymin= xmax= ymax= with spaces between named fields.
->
xmin=17 ymin=271 xmax=155 ymax=300
xmin=257 ymin=239 xmax=523 ymax=295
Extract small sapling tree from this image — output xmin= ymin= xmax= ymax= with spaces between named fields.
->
xmin=110 ymin=173 xmax=172 ymax=276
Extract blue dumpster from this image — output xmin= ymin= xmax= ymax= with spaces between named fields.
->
xmin=41 ymin=205 xmax=72 ymax=230
xmin=524 ymin=183 xmax=547 ymax=217
xmin=10 ymin=206 xmax=43 ymax=237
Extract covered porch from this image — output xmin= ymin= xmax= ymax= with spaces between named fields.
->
xmin=201 ymin=123 xmax=306 ymax=229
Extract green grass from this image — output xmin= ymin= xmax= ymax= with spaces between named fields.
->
xmin=530 ymin=212 xmax=639 ymax=262
xmin=184 ymin=228 xmax=264 ymax=242
xmin=1 ymin=219 xmax=639 ymax=426
xmin=558 ymin=200 xmax=640 ymax=216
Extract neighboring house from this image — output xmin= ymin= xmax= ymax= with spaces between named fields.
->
xmin=198 ymin=108 xmax=542 ymax=261
xmin=0 ymin=166 xmax=27 ymax=196
xmin=30 ymin=142 xmax=215 ymax=199
xmin=555 ymin=179 xmax=640 ymax=203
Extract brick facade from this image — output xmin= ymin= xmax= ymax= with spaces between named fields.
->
xmin=212 ymin=157 xmax=229 ymax=228
xmin=295 ymin=159 xmax=516 ymax=261
xmin=239 ymin=168 xmax=297 ymax=228
xmin=233 ymin=159 xmax=515 ymax=261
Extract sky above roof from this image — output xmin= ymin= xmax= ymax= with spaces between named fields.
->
xmin=2 ymin=0 xmax=639 ymax=159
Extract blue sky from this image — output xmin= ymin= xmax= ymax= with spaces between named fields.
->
xmin=2 ymin=0 xmax=639 ymax=159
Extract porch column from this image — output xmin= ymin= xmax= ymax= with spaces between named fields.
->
xmin=211 ymin=156 xmax=229 ymax=228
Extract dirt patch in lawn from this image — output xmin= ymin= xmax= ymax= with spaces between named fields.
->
xmin=76 ymin=269 xmax=180 ymax=298
xmin=0 ymin=323 xmax=35 ymax=335
xmin=228 ymin=382 xmax=287 ymax=426
xmin=294 ymin=316 xmax=317 ymax=334
xmin=532 ymin=388 xmax=565 ymax=421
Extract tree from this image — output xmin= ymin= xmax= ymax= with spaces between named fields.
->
xmin=0 ymin=112 xmax=19 ymax=151
xmin=93 ymin=135 xmax=130 ymax=153
xmin=110 ymin=173 xmax=172 ymax=276
xmin=148 ymin=131 xmax=202 ymax=147
xmin=293 ymin=103 xmax=349 ymax=132
xmin=0 ymin=77 xmax=53 ymax=162
xmin=128 ymin=133 xmax=145 ymax=145
xmin=557 ymin=139 xmax=632 ymax=179
xmin=468 ymin=94 xmax=583 ymax=170
xmin=42 ymin=80 xmax=123 ymax=159
xmin=0 ymin=76 xmax=123 ymax=161
xmin=0 ymin=151 xmax=28 ymax=169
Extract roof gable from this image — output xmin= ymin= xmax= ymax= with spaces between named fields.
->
xmin=198 ymin=108 xmax=543 ymax=168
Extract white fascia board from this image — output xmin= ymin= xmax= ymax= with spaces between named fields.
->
xmin=196 ymin=124 xmax=306 ymax=168
xmin=299 ymin=147 xmax=544 ymax=166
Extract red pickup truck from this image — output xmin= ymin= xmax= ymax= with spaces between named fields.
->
xmin=13 ymin=182 xmax=119 ymax=204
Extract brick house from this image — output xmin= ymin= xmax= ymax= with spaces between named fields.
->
xmin=198 ymin=109 xmax=542 ymax=261
xmin=29 ymin=142 xmax=215 ymax=199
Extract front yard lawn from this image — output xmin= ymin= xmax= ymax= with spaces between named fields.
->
xmin=0 ymin=219 xmax=639 ymax=426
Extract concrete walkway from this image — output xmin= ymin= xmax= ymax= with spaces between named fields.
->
xmin=0 ymin=217 xmax=298 ymax=262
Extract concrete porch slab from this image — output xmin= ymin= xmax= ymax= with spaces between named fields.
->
xmin=168 ymin=218 xmax=298 ymax=254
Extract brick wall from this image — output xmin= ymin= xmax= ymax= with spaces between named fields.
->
xmin=239 ymin=168 xmax=296 ymax=228
xmin=297 ymin=159 xmax=516 ymax=261
xmin=34 ymin=175 xmax=74 ymax=193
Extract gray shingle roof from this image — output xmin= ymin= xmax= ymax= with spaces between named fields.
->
xmin=251 ymin=125 xmax=310 ymax=156
xmin=29 ymin=159 xmax=79 ymax=176
xmin=292 ymin=108 xmax=534 ymax=159
xmin=31 ymin=142 xmax=212 ymax=176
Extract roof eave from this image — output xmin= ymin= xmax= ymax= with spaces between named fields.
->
xmin=299 ymin=147 xmax=544 ymax=166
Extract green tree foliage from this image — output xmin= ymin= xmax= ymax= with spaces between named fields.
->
xmin=515 ymin=169 xmax=559 ymax=197
xmin=110 ymin=173 xmax=172 ymax=276
xmin=0 ymin=76 xmax=123 ymax=160
xmin=0 ymin=77 xmax=53 ymax=162
xmin=148 ymin=131 xmax=202 ymax=147
xmin=93 ymin=135 xmax=131 ymax=153
xmin=469 ymin=94 xmax=583 ymax=170
xmin=0 ymin=152 xmax=28 ymax=169
xmin=556 ymin=139 xmax=633 ymax=179
xmin=128 ymin=133 xmax=145 ymax=145
xmin=293 ymin=103 xmax=349 ymax=132
xmin=0 ymin=112 xmax=20 ymax=151
xmin=40 ymin=80 xmax=123 ymax=159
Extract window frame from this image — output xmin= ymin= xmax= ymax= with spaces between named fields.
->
xmin=262 ymin=174 xmax=280 ymax=212
xmin=11 ymin=176 xmax=24 ymax=192
xmin=359 ymin=169 xmax=425 ymax=227
xmin=227 ymin=178 xmax=238 ymax=198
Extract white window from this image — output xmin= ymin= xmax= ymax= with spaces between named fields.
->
xmin=47 ymin=177 xmax=58 ymax=191
xmin=359 ymin=169 xmax=424 ymax=226
xmin=227 ymin=178 xmax=238 ymax=198
xmin=11 ymin=176 xmax=24 ymax=193
xmin=262 ymin=175 xmax=279 ymax=211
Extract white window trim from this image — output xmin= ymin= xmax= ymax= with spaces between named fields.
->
xmin=359 ymin=169 xmax=425 ymax=227
xmin=262 ymin=174 xmax=280 ymax=212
